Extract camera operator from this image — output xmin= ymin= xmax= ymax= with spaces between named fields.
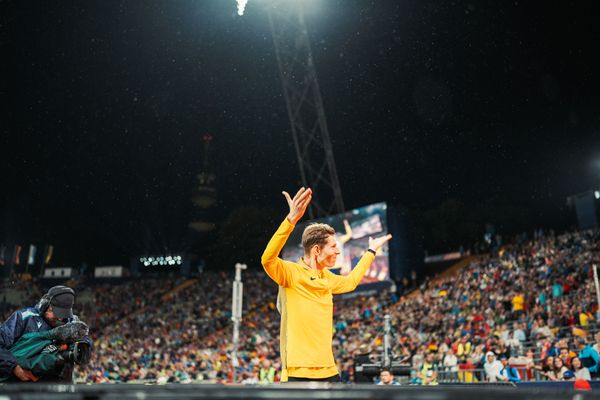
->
xmin=0 ymin=285 xmax=92 ymax=382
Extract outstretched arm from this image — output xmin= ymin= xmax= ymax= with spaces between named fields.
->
xmin=327 ymin=234 xmax=393 ymax=294
xmin=261 ymin=188 xmax=312 ymax=287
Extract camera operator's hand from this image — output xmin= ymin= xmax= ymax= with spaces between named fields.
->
xmin=13 ymin=365 xmax=39 ymax=382
xmin=49 ymin=321 xmax=89 ymax=343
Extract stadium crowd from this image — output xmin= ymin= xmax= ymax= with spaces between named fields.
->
xmin=1 ymin=227 xmax=599 ymax=384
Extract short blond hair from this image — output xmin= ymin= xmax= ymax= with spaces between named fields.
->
xmin=302 ymin=223 xmax=335 ymax=254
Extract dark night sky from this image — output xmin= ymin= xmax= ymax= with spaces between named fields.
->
xmin=3 ymin=1 xmax=600 ymax=266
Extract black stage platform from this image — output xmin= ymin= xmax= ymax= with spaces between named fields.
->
xmin=0 ymin=383 xmax=596 ymax=400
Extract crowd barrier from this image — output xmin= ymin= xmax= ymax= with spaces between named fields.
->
xmin=0 ymin=383 xmax=595 ymax=400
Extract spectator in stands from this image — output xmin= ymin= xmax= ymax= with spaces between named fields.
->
xmin=547 ymin=357 xmax=569 ymax=381
xmin=571 ymin=356 xmax=591 ymax=380
xmin=442 ymin=348 xmax=458 ymax=380
xmin=531 ymin=318 xmax=552 ymax=341
xmin=576 ymin=337 xmax=599 ymax=377
xmin=376 ymin=367 xmax=400 ymax=385
xmin=456 ymin=335 xmax=472 ymax=363
xmin=538 ymin=356 xmax=555 ymax=380
xmin=242 ymin=369 xmax=259 ymax=384
xmin=419 ymin=352 xmax=438 ymax=386
xmin=558 ymin=347 xmax=573 ymax=368
xmin=498 ymin=355 xmax=521 ymax=383
xmin=458 ymin=356 xmax=478 ymax=383
xmin=483 ymin=351 xmax=503 ymax=382
xmin=259 ymin=358 xmax=276 ymax=384
xmin=471 ymin=344 xmax=486 ymax=368
xmin=512 ymin=322 xmax=526 ymax=348
xmin=411 ymin=345 xmax=425 ymax=373
xmin=546 ymin=339 xmax=561 ymax=358
xmin=512 ymin=290 xmax=525 ymax=319
xmin=592 ymin=332 xmax=600 ymax=356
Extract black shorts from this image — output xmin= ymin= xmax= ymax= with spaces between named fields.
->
xmin=286 ymin=375 xmax=340 ymax=383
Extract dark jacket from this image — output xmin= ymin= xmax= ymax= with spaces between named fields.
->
xmin=579 ymin=345 xmax=600 ymax=373
xmin=0 ymin=307 xmax=90 ymax=382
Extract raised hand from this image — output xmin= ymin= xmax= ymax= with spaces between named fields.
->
xmin=368 ymin=234 xmax=393 ymax=255
xmin=282 ymin=187 xmax=312 ymax=225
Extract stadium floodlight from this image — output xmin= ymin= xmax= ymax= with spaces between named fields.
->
xmin=236 ymin=0 xmax=248 ymax=15
xmin=140 ymin=254 xmax=183 ymax=267
xmin=595 ymin=190 xmax=600 ymax=199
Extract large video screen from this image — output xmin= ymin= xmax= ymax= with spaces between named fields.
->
xmin=281 ymin=202 xmax=390 ymax=285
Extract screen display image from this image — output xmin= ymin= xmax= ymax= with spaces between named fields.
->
xmin=281 ymin=202 xmax=390 ymax=285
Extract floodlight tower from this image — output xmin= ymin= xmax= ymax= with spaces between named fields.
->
xmin=267 ymin=1 xmax=345 ymax=218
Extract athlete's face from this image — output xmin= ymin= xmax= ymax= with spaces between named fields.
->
xmin=316 ymin=235 xmax=340 ymax=268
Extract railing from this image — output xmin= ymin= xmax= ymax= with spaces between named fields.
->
xmin=436 ymin=366 xmax=544 ymax=383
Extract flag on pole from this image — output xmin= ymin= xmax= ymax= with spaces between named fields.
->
xmin=0 ymin=245 xmax=6 ymax=266
xmin=14 ymin=245 xmax=22 ymax=265
xmin=27 ymin=245 xmax=37 ymax=265
xmin=44 ymin=245 xmax=54 ymax=265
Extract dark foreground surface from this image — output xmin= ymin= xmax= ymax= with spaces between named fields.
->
xmin=0 ymin=383 xmax=597 ymax=400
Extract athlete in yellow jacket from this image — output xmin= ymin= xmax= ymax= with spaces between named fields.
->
xmin=261 ymin=187 xmax=392 ymax=382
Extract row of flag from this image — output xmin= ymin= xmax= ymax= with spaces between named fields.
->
xmin=0 ymin=245 xmax=54 ymax=267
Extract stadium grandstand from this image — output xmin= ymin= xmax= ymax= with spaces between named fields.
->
xmin=2 ymin=227 xmax=598 ymax=387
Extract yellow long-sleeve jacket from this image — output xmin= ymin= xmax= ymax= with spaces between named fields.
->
xmin=261 ymin=218 xmax=375 ymax=381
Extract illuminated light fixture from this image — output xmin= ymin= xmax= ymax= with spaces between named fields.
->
xmin=236 ymin=0 xmax=248 ymax=16
xmin=140 ymin=254 xmax=183 ymax=266
xmin=595 ymin=190 xmax=600 ymax=199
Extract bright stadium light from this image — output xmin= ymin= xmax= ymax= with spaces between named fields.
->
xmin=595 ymin=190 xmax=600 ymax=199
xmin=140 ymin=254 xmax=183 ymax=267
xmin=236 ymin=0 xmax=248 ymax=15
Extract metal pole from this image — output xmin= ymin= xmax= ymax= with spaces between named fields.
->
xmin=383 ymin=315 xmax=391 ymax=368
xmin=231 ymin=263 xmax=247 ymax=383
xmin=593 ymin=265 xmax=600 ymax=321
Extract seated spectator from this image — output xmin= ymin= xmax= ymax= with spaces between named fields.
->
xmin=571 ymin=356 xmax=591 ymax=381
xmin=498 ymin=354 xmax=521 ymax=383
xmin=576 ymin=337 xmax=599 ymax=376
xmin=483 ymin=352 xmax=503 ymax=382
xmin=558 ymin=347 xmax=573 ymax=369
xmin=534 ymin=355 xmax=554 ymax=380
xmin=592 ymin=332 xmax=600 ymax=356
xmin=377 ymin=367 xmax=400 ymax=385
xmin=547 ymin=357 xmax=569 ymax=381
xmin=457 ymin=357 xmax=478 ymax=383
